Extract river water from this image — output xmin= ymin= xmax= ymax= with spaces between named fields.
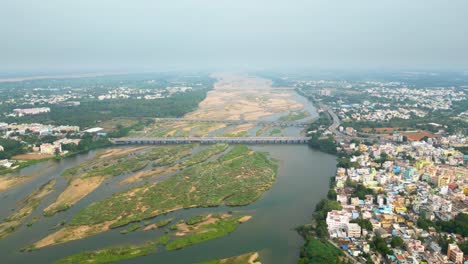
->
xmin=0 ymin=88 xmax=337 ymax=264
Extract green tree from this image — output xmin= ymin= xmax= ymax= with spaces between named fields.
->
xmin=390 ymin=236 xmax=404 ymax=248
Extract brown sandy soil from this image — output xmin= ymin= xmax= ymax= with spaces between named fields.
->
xmin=118 ymin=170 xmax=156 ymax=185
xmin=223 ymin=124 xmax=255 ymax=136
xmin=97 ymin=146 xmax=148 ymax=159
xmin=190 ymin=123 xmax=227 ymax=137
xmin=12 ymin=153 xmax=54 ymax=160
xmin=0 ymin=175 xmax=32 ymax=192
xmin=185 ymin=75 xmax=303 ymax=121
xmin=34 ymin=221 xmax=114 ymax=248
xmin=143 ymin=224 xmax=157 ymax=231
xmin=174 ymin=214 xmax=234 ymax=236
xmin=237 ymin=215 xmax=252 ymax=223
xmin=247 ymin=252 xmax=262 ymax=264
xmin=216 ymin=252 xmax=261 ymax=264
xmin=132 ymin=121 xmax=226 ymax=138
xmin=44 ymin=177 xmax=105 ymax=215
xmin=34 ymin=203 xmax=187 ymax=249
xmin=119 ymin=145 xmax=195 ymax=185
xmin=117 ymin=163 xmax=181 ymax=185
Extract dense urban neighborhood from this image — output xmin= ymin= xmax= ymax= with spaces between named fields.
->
xmin=292 ymin=73 xmax=468 ymax=264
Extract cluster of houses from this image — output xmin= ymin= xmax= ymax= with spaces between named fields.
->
xmin=326 ymin=139 xmax=467 ymax=263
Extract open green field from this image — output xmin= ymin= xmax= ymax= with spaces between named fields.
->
xmin=34 ymin=145 xmax=276 ymax=248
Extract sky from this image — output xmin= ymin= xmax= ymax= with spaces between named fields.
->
xmin=1 ymin=0 xmax=468 ymax=73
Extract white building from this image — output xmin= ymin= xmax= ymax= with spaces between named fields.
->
xmin=0 ymin=159 xmax=13 ymax=168
xmin=13 ymin=107 xmax=50 ymax=116
xmin=326 ymin=210 xmax=351 ymax=237
xmin=346 ymin=223 xmax=361 ymax=238
xmin=40 ymin=143 xmax=62 ymax=155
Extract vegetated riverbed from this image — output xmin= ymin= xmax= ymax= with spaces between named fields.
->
xmin=0 ymin=83 xmax=336 ymax=264
xmin=0 ymin=144 xmax=336 ymax=264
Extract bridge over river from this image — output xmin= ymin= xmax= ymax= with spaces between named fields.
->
xmin=111 ymin=136 xmax=311 ymax=145
xmin=154 ymin=118 xmax=311 ymax=128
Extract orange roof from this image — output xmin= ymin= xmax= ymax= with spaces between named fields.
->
xmin=403 ymin=131 xmax=441 ymax=141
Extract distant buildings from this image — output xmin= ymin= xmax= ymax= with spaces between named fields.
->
xmin=319 ymin=89 xmax=332 ymax=96
xmin=13 ymin=107 xmax=50 ymax=116
xmin=40 ymin=143 xmax=62 ymax=155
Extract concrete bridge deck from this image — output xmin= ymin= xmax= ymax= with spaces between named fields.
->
xmin=154 ymin=118 xmax=311 ymax=128
xmin=111 ymin=136 xmax=311 ymax=145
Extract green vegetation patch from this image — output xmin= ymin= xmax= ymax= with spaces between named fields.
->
xmin=69 ymin=145 xmax=276 ymax=228
xmin=165 ymin=216 xmax=242 ymax=250
xmin=54 ymin=242 xmax=156 ymax=264
xmin=54 ymin=214 xmax=246 ymax=264
xmin=269 ymin=128 xmax=282 ymax=136
xmin=279 ymin=110 xmax=310 ymax=122
xmin=120 ymin=224 xmax=141 ymax=234
xmin=299 ymin=238 xmax=346 ymax=264
xmin=62 ymin=145 xmax=194 ymax=180
xmin=185 ymin=214 xmax=209 ymax=225
xmin=181 ymin=143 xmax=228 ymax=167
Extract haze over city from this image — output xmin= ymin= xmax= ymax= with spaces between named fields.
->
xmin=0 ymin=1 xmax=467 ymax=264
xmin=2 ymin=0 xmax=468 ymax=73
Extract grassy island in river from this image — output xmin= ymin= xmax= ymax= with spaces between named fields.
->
xmin=34 ymin=145 xmax=277 ymax=248
xmin=54 ymin=214 xmax=250 ymax=264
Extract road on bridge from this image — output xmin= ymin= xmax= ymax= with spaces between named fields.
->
xmin=111 ymin=136 xmax=311 ymax=145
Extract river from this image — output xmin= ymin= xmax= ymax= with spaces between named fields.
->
xmin=0 ymin=80 xmax=337 ymax=264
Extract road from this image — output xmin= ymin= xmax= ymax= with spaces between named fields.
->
xmin=111 ymin=136 xmax=311 ymax=145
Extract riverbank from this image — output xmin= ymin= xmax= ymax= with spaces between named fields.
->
xmin=293 ymin=92 xmax=353 ymax=264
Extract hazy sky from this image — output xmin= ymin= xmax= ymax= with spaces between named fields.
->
xmin=1 ymin=0 xmax=468 ymax=72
